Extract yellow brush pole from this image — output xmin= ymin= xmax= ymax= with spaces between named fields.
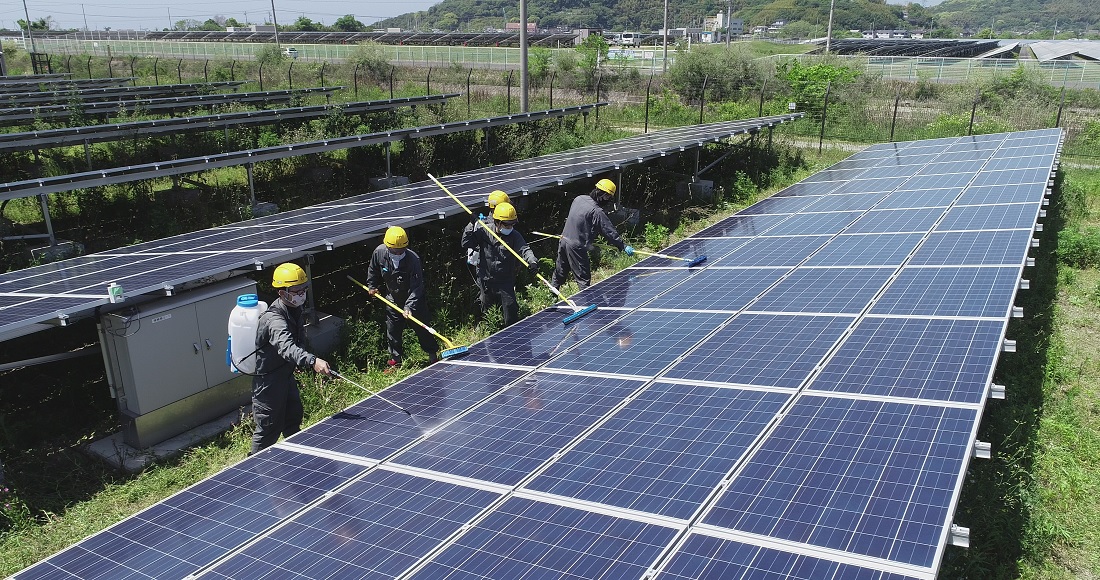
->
xmin=428 ymin=173 xmax=582 ymax=310
xmin=346 ymin=275 xmax=457 ymax=350
xmin=530 ymin=230 xmax=688 ymax=261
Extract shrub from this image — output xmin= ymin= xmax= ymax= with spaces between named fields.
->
xmin=349 ymin=41 xmax=391 ymax=82
xmin=1058 ymin=226 xmax=1100 ymax=268
xmin=644 ymin=222 xmax=670 ymax=249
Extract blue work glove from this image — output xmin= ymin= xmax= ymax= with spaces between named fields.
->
xmin=624 ymin=245 xmax=635 ymax=256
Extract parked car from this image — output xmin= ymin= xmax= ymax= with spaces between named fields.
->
xmin=282 ymin=47 xmax=298 ymax=58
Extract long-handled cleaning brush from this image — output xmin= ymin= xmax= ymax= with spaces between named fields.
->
xmin=428 ymin=173 xmax=598 ymax=325
xmin=346 ymin=275 xmax=469 ymax=359
xmin=329 ymin=370 xmax=412 ymax=416
xmin=531 ymin=231 xmax=707 ymax=267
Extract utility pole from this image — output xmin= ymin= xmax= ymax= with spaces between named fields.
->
xmin=520 ymin=0 xmax=528 ymax=112
xmin=271 ymin=0 xmax=281 ymax=49
xmin=168 ymin=8 xmax=172 ymax=30
xmin=825 ymin=0 xmax=835 ymax=53
xmin=660 ymin=0 xmax=668 ymax=73
xmin=81 ymin=4 xmax=88 ymax=32
xmin=21 ymin=0 xmax=37 ymax=59
xmin=725 ymin=0 xmax=732 ymax=47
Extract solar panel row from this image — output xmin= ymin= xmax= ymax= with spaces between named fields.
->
xmin=15 ymin=127 xmax=1058 ymax=580
xmin=0 ymin=113 xmax=800 ymax=342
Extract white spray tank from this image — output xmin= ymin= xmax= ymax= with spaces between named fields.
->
xmin=227 ymin=294 xmax=267 ymax=374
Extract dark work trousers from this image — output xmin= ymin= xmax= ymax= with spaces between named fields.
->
xmin=250 ymin=377 xmax=303 ymax=454
xmin=385 ymin=303 xmax=440 ymax=362
xmin=481 ymin=281 xmax=520 ymax=327
xmin=552 ymin=242 xmax=592 ymax=290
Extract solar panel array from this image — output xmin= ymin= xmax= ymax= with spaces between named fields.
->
xmin=16 ymin=127 xmax=1059 ymax=579
xmin=0 ymin=113 xmax=798 ymax=342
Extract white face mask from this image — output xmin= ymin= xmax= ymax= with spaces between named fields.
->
xmin=283 ymin=290 xmax=307 ymax=307
xmin=389 ymin=251 xmax=405 ymax=265
xmin=499 ymin=227 xmax=513 ymax=236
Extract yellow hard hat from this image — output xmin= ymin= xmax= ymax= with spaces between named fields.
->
xmin=272 ymin=263 xmax=307 ymax=288
xmin=383 ymin=226 xmax=408 ymax=249
xmin=493 ymin=201 xmax=518 ymax=222
xmin=487 ymin=190 xmax=510 ymax=208
xmin=595 ymin=178 xmax=616 ymax=196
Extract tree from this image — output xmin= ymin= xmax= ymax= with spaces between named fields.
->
xmin=173 ymin=19 xmax=201 ymax=31
xmin=333 ymin=14 xmax=366 ymax=32
xmin=436 ymin=12 xmax=460 ymax=30
xmin=17 ymin=16 xmax=53 ymax=31
xmin=294 ymin=16 xmax=321 ymax=31
xmin=224 ymin=17 xmax=244 ymax=28
xmin=575 ymin=33 xmax=609 ymax=90
xmin=200 ymin=19 xmax=224 ymax=31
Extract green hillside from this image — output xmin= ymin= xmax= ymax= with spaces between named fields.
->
xmin=377 ymin=0 xmax=1096 ymax=38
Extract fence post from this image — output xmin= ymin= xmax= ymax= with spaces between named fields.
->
xmin=389 ymin=66 xmax=395 ymax=99
xmin=65 ymin=55 xmax=72 ymax=75
xmin=968 ymin=90 xmax=979 ymax=136
xmin=698 ymin=74 xmax=709 ymax=125
xmin=259 ymin=61 xmax=265 ymax=91
xmin=154 ymin=57 xmax=159 ymax=85
xmin=426 ymin=67 xmax=432 ymax=95
xmin=107 ymin=56 xmax=113 ymax=78
xmin=288 ymin=61 xmax=294 ymax=90
xmin=130 ymin=56 xmax=137 ymax=85
xmin=595 ymin=72 xmax=602 ymax=125
xmin=204 ymin=60 xmax=209 ymax=83
xmin=86 ymin=55 xmax=93 ymax=79
xmin=353 ymin=63 xmax=361 ymax=98
xmin=230 ymin=60 xmax=235 ymax=82
xmin=758 ymin=77 xmax=768 ymax=117
xmin=549 ymin=71 xmax=556 ymax=109
xmin=467 ymin=68 xmax=473 ymax=117
xmin=320 ymin=62 xmax=328 ymax=104
xmin=177 ymin=58 xmax=183 ymax=84
xmin=644 ymin=74 xmax=653 ymax=133
xmin=506 ymin=70 xmax=514 ymax=114
xmin=818 ymin=81 xmax=831 ymax=154
xmin=890 ymin=89 xmax=901 ymax=142
xmin=1055 ymin=85 xmax=1066 ymax=128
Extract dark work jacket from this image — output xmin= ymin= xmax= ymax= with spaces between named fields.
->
xmin=462 ymin=222 xmax=537 ymax=286
xmin=560 ymin=195 xmax=625 ymax=251
xmin=365 ymin=244 xmax=427 ymax=311
xmin=466 ymin=213 xmax=496 ymax=271
xmin=254 ymin=298 xmax=314 ymax=383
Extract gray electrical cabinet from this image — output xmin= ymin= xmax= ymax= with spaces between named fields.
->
xmin=98 ymin=278 xmax=255 ymax=448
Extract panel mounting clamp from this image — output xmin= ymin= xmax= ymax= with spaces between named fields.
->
xmin=989 ymin=383 xmax=1006 ymax=399
xmin=950 ymin=524 xmax=970 ymax=548
xmin=973 ymin=441 xmax=991 ymax=459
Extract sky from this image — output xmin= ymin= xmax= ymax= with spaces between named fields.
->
xmin=2 ymin=0 xmax=441 ymax=31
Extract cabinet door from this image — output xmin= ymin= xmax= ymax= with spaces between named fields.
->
xmin=119 ymin=304 xmax=207 ymax=414
xmin=195 ymin=291 xmax=241 ymax=387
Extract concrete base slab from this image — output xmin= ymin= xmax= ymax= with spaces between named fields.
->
xmin=85 ymin=407 xmax=247 ymax=472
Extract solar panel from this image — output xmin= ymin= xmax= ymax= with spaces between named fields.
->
xmin=14 ymin=128 xmax=1060 ymax=580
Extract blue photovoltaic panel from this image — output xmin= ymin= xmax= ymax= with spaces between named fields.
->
xmin=645 ymin=268 xmax=787 ymax=311
xmin=546 ymin=310 xmax=731 ymax=376
xmin=288 ymin=365 xmax=526 ymax=460
xmin=802 ymin=192 xmax=889 ymax=212
xmin=937 ymin=203 xmax=1040 ymax=231
xmin=828 ymin=176 xmax=911 ymax=195
xmin=910 ymin=230 xmax=1034 ymax=265
xmin=703 ymin=396 xmax=977 ymax=568
xmin=694 ymin=213 xmax=790 ymax=237
xmin=392 ymin=372 xmax=644 ymax=486
xmin=528 ymin=383 xmax=790 ymax=520
xmin=809 ymin=317 xmax=1005 ymax=403
xmin=762 ymin=211 xmax=864 ymax=236
xmin=874 ymin=187 xmax=963 ymax=209
xmin=737 ymin=195 xmax=822 ymax=215
xmin=204 ymin=469 xmax=501 ymax=580
xmin=749 ymin=267 xmax=894 ymax=314
xmin=845 ymin=208 xmax=945 ymax=234
xmin=957 ymin=183 xmax=1048 ymax=205
xmin=15 ymin=448 xmax=366 ymax=580
xmin=970 ymin=167 xmax=1050 ymax=187
xmin=657 ymin=534 xmax=921 ymax=580
xmin=985 ymin=155 xmax=1052 ymax=171
xmin=871 ymin=266 xmax=1021 ymax=318
xmin=634 ymin=237 xmax=749 ymax=268
xmin=804 ymin=233 xmax=923 ymax=267
xmin=800 ymin=167 xmax=875 ymax=182
xmin=570 ymin=268 xmax=695 ymax=309
xmin=408 ymin=496 xmax=678 ymax=580
xmin=712 ymin=236 xmax=832 ymax=268
xmin=899 ymin=173 xmax=976 ymax=190
xmin=858 ymin=164 xmax=927 ymax=180
xmin=459 ymin=308 xmax=625 ymax=366
xmin=772 ymin=181 xmax=842 ymax=197
xmin=663 ymin=314 xmax=853 ymax=388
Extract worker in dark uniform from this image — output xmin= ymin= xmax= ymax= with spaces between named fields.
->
xmin=251 ymin=262 xmax=331 ymax=454
xmin=467 ymin=190 xmax=511 ymax=311
xmin=551 ymin=178 xmax=634 ymax=291
xmin=366 ymin=226 xmax=440 ymax=372
xmin=462 ymin=201 xmax=539 ymax=327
